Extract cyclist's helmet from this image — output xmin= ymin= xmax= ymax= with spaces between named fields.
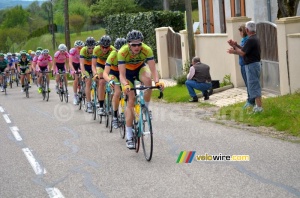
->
xmin=31 ymin=51 xmax=35 ymax=55
xmin=28 ymin=50 xmax=32 ymax=54
xmin=0 ymin=53 xmax=4 ymax=57
xmin=12 ymin=53 xmax=16 ymax=56
xmin=99 ymin=35 xmax=111 ymax=47
xmin=42 ymin=49 xmax=49 ymax=54
xmin=7 ymin=52 xmax=12 ymax=56
xmin=20 ymin=51 xmax=27 ymax=56
xmin=58 ymin=44 xmax=67 ymax=51
xmin=114 ymin=38 xmax=127 ymax=50
xmin=35 ymin=50 xmax=42 ymax=56
xmin=95 ymin=41 xmax=100 ymax=46
xmin=37 ymin=47 xmax=43 ymax=51
xmin=74 ymin=40 xmax=85 ymax=47
xmin=85 ymin=37 xmax=96 ymax=47
xmin=126 ymin=30 xmax=144 ymax=42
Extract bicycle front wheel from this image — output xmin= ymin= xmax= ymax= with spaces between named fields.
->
xmin=45 ymin=82 xmax=49 ymax=101
xmin=64 ymin=87 xmax=68 ymax=103
xmin=25 ymin=78 xmax=29 ymax=98
xmin=59 ymin=87 xmax=63 ymax=102
xmin=141 ymin=106 xmax=153 ymax=161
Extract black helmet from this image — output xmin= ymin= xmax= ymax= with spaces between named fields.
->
xmin=126 ymin=30 xmax=144 ymax=42
xmin=99 ymin=35 xmax=111 ymax=47
xmin=114 ymin=38 xmax=127 ymax=50
xmin=85 ymin=37 xmax=96 ymax=47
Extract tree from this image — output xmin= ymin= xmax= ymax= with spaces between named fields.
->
xmin=277 ymin=0 xmax=300 ymax=18
xmin=91 ymin=0 xmax=140 ymax=18
xmin=185 ymin=0 xmax=195 ymax=62
xmin=1 ymin=6 xmax=29 ymax=28
xmin=135 ymin=0 xmax=163 ymax=10
xmin=69 ymin=15 xmax=85 ymax=35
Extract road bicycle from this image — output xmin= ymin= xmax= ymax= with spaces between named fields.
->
xmin=14 ymin=69 xmax=19 ymax=87
xmin=1 ymin=71 xmax=8 ymax=95
xmin=40 ymin=71 xmax=51 ymax=101
xmin=8 ymin=69 xmax=14 ymax=88
xmin=91 ymin=79 xmax=98 ymax=120
xmin=129 ymin=82 xmax=163 ymax=161
xmin=57 ymin=70 xmax=68 ymax=103
xmin=78 ymin=75 xmax=89 ymax=112
xmin=20 ymin=71 xmax=30 ymax=98
xmin=118 ymin=89 xmax=126 ymax=139
xmin=100 ymin=81 xmax=113 ymax=131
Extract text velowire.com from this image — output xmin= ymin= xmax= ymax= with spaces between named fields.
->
xmin=176 ymin=151 xmax=250 ymax=163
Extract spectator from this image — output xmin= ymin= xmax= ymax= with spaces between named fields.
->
xmin=185 ymin=56 xmax=212 ymax=102
xmin=238 ymin=24 xmax=256 ymax=109
xmin=227 ymin=21 xmax=263 ymax=113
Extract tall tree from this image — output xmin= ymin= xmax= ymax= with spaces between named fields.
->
xmin=1 ymin=6 xmax=29 ymax=28
xmin=64 ymin=0 xmax=71 ymax=51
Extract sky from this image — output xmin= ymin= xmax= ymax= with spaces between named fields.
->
xmin=0 ymin=0 xmax=48 ymax=10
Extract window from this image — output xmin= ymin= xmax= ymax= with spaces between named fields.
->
xmin=230 ymin=0 xmax=246 ymax=17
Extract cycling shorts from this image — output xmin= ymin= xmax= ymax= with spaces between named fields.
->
xmin=126 ymin=65 xmax=151 ymax=88
xmin=72 ymin=62 xmax=80 ymax=71
xmin=56 ymin=63 xmax=66 ymax=73
xmin=84 ymin=64 xmax=93 ymax=75
xmin=109 ymin=70 xmax=120 ymax=83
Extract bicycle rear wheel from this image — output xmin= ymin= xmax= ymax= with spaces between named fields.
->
xmin=140 ymin=106 xmax=153 ymax=161
xmin=132 ymin=120 xmax=140 ymax=153
xmin=9 ymin=75 xmax=13 ymax=88
xmin=45 ymin=82 xmax=49 ymax=101
xmin=119 ymin=113 xmax=125 ymax=139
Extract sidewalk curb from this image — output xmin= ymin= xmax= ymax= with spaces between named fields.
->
xmin=196 ymin=84 xmax=234 ymax=98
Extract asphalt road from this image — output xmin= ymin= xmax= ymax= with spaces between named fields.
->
xmin=0 ymin=81 xmax=300 ymax=198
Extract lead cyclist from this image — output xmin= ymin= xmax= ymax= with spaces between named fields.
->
xmin=118 ymin=30 xmax=164 ymax=149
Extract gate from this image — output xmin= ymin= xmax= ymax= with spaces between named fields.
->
xmin=166 ymin=28 xmax=182 ymax=78
xmin=256 ymin=22 xmax=280 ymax=94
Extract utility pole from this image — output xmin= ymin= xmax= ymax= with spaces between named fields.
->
xmin=185 ymin=0 xmax=195 ymax=63
xmin=64 ymin=0 xmax=71 ymax=51
xmin=50 ymin=0 xmax=55 ymax=50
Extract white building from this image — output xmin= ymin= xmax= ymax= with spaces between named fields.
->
xmin=198 ymin=0 xmax=300 ymax=33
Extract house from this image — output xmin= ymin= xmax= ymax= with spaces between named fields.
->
xmin=198 ymin=0 xmax=300 ymax=33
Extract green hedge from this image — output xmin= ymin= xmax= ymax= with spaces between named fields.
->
xmin=104 ymin=11 xmax=184 ymax=61
xmin=28 ymin=24 xmax=57 ymax=40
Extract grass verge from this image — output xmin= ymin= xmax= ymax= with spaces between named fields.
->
xmin=217 ymin=92 xmax=300 ymax=136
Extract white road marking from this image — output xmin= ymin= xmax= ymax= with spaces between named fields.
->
xmin=45 ymin=188 xmax=65 ymax=198
xmin=0 ymin=106 xmax=4 ymax=112
xmin=22 ymin=148 xmax=47 ymax=175
xmin=9 ymin=126 xmax=23 ymax=141
xmin=3 ymin=114 xmax=11 ymax=123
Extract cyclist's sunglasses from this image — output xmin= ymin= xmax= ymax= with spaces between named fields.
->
xmin=101 ymin=46 xmax=109 ymax=49
xmin=88 ymin=47 xmax=94 ymax=50
xmin=130 ymin=43 xmax=142 ymax=47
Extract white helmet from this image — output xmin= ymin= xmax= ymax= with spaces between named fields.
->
xmin=35 ymin=50 xmax=42 ymax=56
xmin=58 ymin=44 xmax=67 ymax=51
xmin=42 ymin=49 xmax=49 ymax=54
xmin=74 ymin=40 xmax=85 ymax=47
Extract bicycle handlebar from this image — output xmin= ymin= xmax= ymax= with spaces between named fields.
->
xmin=130 ymin=85 xmax=164 ymax=99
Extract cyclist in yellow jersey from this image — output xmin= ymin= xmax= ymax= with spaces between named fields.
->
xmin=92 ymin=35 xmax=116 ymax=115
xmin=103 ymin=38 xmax=127 ymax=129
xmin=118 ymin=30 xmax=164 ymax=149
xmin=80 ymin=37 xmax=96 ymax=113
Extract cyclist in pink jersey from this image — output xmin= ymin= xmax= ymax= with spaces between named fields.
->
xmin=53 ymin=44 xmax=70 ymax=93
xmin=37 ymin=49 xmax=52 ymax=93
xmin=32 ymin=50 xmax=42 ymax=74
xmin=69 ymin=40 xmax=85 ymax=105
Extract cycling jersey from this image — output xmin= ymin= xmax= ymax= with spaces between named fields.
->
xmin=38 ymin=54 xmax=52 ymax=67
xmin=6 ymin=58 xmax=15 ymax=67
xmin=69 ymin=48 xmax=80 ymax=64
xmin=0 ymin=60 xmax=8 ymax=72
xmin=117 ymin=43 xmax=154 ymax=70
xmin=80 ymin=47 xmax=93 ymax=66
xmin=18 ymin=59 xmax=30 ymax=74
xmin=105 ymin=50 xmax=119 ymax=71
xmin=93 ymin=45 xmax=115 ymax=67
xmin=54 ymin=51 xmax=69 ymax=63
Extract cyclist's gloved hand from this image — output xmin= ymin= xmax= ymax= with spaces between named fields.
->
xmin=92 ymin=74 xmax=99 ymax=80
xmin=155 ymin=81 xmax=165 ymax=90
xmin=123 ymin=84 xmax=130 ymax=93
